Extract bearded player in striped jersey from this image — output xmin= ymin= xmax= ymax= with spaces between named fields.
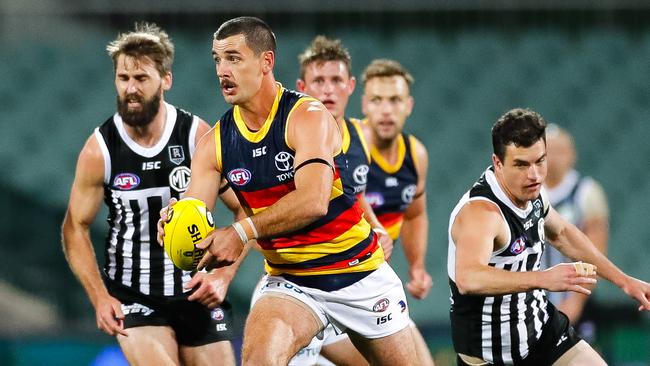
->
xmin=62 ymin=23 xmax=239 ymax=365
xmin=447 ymin=108 xmax=650 ymax=365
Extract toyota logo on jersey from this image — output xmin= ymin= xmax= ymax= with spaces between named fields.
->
xmin=401 ymin=184 xmax=417 ymax=204
xmin=274 ymin=151 xmax=294 ymax=172
xmin=228 ymin=168 xmax=252 ymax=186
xmin=353 ymin=164 xmax=369 ymax=185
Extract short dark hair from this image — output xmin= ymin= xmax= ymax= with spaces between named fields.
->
xmin=361 ymin=59 xmax=414 ymax=88
xmin=213 ymin=16 xmax=276 ymax=55
xmin=492 ymin=108 xmax=547 ymax=161
xmin=107 ymin=22 xmax=174 ymax=76
xmin=298 ymin=36 xmax=352 ymax=80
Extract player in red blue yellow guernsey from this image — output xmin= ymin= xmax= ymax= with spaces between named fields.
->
xmin=293 ymin=35 xmax=389 ymax=366
xmin=288 ymin=36 xmax=435 ymax=366
xmin=159 ymin=17 xmax=419 ymax=365
xmin=361 ymin=59 xmax=434 ymax=302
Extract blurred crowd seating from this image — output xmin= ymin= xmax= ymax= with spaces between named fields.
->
xmin=0 ymin=14 xmax=648 ymax=365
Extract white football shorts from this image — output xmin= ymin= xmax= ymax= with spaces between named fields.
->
xmin=251 ymin=262 xmax=411 ymax=341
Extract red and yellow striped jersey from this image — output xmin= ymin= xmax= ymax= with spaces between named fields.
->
xmin=215 ymin=85 xmax=384 ymax=277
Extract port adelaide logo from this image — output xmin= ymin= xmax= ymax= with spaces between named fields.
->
xmin=168 ymin=145 xmax=185 ymax=165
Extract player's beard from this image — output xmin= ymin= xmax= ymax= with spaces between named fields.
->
xmin=117 ymin=88 xmax=162 ymax=128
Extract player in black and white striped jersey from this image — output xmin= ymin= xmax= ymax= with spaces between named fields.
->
xmin=447 ymin=108 xmax=650 ymax=365
xmin=62 ymin=22 xmax=241 ymax=365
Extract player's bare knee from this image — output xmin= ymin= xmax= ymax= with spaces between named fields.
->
xmin=243 ymin=317 xmax=305 ymax=365
xmin=351 ymin=326 xmax=417 ymax=365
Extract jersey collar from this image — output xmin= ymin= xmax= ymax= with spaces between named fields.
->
xmin=233 ymin=83 xmax=283 ymax=143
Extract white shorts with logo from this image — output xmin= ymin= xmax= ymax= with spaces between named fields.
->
xmin=251 ymin=262 xmax=410 ymax=343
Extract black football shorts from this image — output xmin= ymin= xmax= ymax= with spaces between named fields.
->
xmin=106 ymin=279 xmax=234 ymax=346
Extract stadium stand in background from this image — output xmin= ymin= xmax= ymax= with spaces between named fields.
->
xmin=0 ymin=4 xmax=648 ymax=365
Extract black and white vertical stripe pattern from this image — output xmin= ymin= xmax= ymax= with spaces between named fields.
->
xmin=479 ymin=244 xmax=549 ymax=363
xmin=96 ymin=103 xmax=196 ymax=298
xmin=103 ymin=187 xmax=186 ymax=296
xmin=448 ymin=167 xmax=551 ymax=364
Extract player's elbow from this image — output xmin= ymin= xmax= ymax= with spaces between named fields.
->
xmin=455 ymin=271 xmax=481 ymax=295
xmin=61 ymin=214 xmax=73 ymax=250
xmin=304 ymin=197 xmax=329 ymax=220
xmin=297 ymin=184 xmax=331 ymax=221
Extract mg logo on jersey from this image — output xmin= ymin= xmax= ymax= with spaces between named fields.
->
xmin=228 ymin=168 xmax=252 ymax=186
xmin=510 ymin=237 xmax=527 ymax=255
xmin=274 ymin=151 xmax=294 ymax=172
xmin=353 ymin=164 xmax=369 ymax=185
xmin=113 ymin=173 xmax=140 ymax=190
xmin=169 ymin=166 xmax=191 ymax=192
xmin=401 ymin=184 xmax=417 ymax=204
xmin=169 ymin=166 xmax=191 ymax=193
xmin=365 ymin=192 xmax=384 ymax=208
xmin=168 ymin=145 xmax=185 ymax=165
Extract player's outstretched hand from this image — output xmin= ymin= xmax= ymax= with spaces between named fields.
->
xmin=156 ymin=197 xmax=178 ymax=246
xmin=95 ymin=293 xmax=128 ymax=337
xmin=620 ymin=276 xmax=650 ymax=312
xmin=543 ymin=262 xmax=597 ymax=295
xmin=196 ymin=225 xmax=244 ymax=270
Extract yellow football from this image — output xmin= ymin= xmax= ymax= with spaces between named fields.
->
xmin=163 ymin=198 xmax=215 ymax=271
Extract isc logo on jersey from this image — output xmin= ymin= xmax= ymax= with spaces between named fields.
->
xmin=163 ymin=198 xmax=215 ymax=271
xmin=228 ymin=168 xmax=252 ymax=186
xmin=113 ymin=173 xmax=140 ymax=190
